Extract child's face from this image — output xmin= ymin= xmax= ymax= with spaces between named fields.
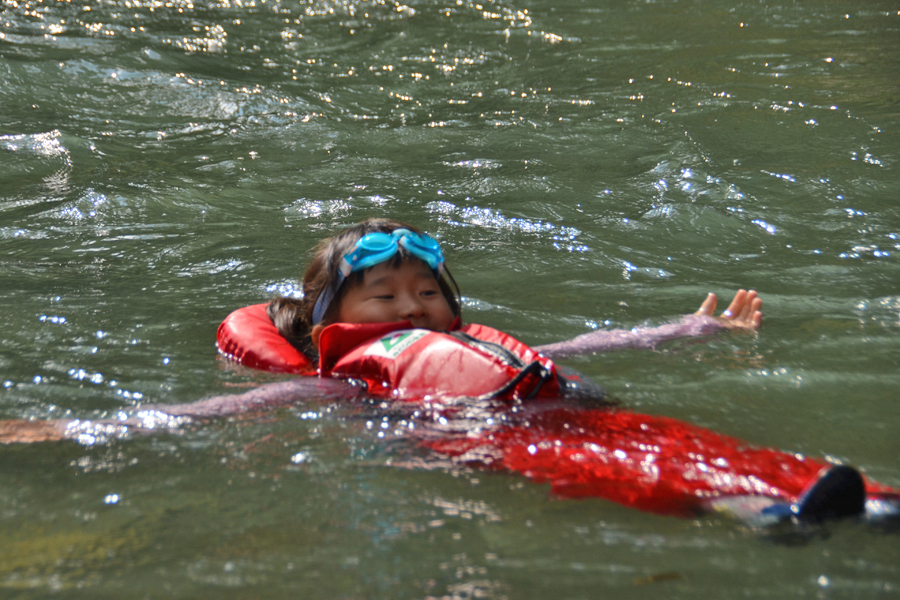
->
xmin=334 ymin=259 xmax=455 ymax=331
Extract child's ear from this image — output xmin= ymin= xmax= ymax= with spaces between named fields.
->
xmin=310 ymin=324 xmax=325 ymax=348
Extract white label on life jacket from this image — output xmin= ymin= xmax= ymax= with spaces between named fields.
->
xmin=363 ymin=329 xmax=429 ymax=359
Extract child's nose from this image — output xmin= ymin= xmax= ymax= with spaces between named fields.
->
xmin=399 ymin=294 xmax=426 ymax=319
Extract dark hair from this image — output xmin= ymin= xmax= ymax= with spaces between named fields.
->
xmin=267 ymin=218 xmax=461 ymax=359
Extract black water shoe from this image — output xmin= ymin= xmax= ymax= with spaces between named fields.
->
xmin=795 ymin=464 xmax=865 ymax=522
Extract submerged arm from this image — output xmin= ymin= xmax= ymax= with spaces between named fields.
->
xmin=0 ymin=377 xmax=360 ymax=445
xmin=535 ymin=290 xmax=762 ymax=359
xmin=146 ymin=377 xmax=358 ymax=418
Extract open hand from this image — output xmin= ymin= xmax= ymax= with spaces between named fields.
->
xmin=695 ymin=289 xmax=762 ymax=331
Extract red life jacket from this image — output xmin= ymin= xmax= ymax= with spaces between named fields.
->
xmin=216 ymin=304 xmax=561 ymax=400
xmin=216 ymin=303 xmax=317 ymax=375
xmin=319 ymin=320 xmax=560 ymax=400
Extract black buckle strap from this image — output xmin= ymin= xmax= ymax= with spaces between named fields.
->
xmin=478 ymin=360 xmax=552 ymax=400
xmin=447 ymin=331 xmax=554 ymax=399
xmin=447 ymin=331 xmax=527 ymax=368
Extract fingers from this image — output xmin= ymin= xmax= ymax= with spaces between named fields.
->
xmin=747 ymin=293 xmax=763 ymax=330
xmin=728 ymin=289 xmax=763 ymax=330
xmin=750 ymin=307 xmax=762 ymax=329
xmin=696 ymin=292 xmax=718 ymax=316
xmin=696 ymin=289 xmax=762 ymax=330
xmin=722 ymin=289 xmax=748 ymax=319
xmin=738 ymin=291 xmax=762 ymax=325
xmin=738 ymin=290 xmax=757 ymax=321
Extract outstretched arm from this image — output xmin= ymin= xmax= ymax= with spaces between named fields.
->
xmin=534 ymin=290 xmax=762 ymax=359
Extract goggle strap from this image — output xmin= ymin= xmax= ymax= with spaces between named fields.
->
xmin=310 ymin=285 xmax=334 ymax=326
xmin=311 ymin=258 xmax=352 ymax=325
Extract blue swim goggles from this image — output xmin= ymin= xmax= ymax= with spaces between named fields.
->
xmin=311 ymin=228 xmax=445 ymax=325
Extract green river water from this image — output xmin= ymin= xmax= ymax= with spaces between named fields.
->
xmin=1 ymin=0 xmax=899 ymax=597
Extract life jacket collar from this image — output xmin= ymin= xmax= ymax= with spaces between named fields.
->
xmin=317 ymin=317 xmax=462 ymax=372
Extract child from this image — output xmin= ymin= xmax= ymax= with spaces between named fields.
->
xmin=2 ymin=218 xmax=896 ymax=526
xmin=210 ymin=218 xmax=896 ymax=524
